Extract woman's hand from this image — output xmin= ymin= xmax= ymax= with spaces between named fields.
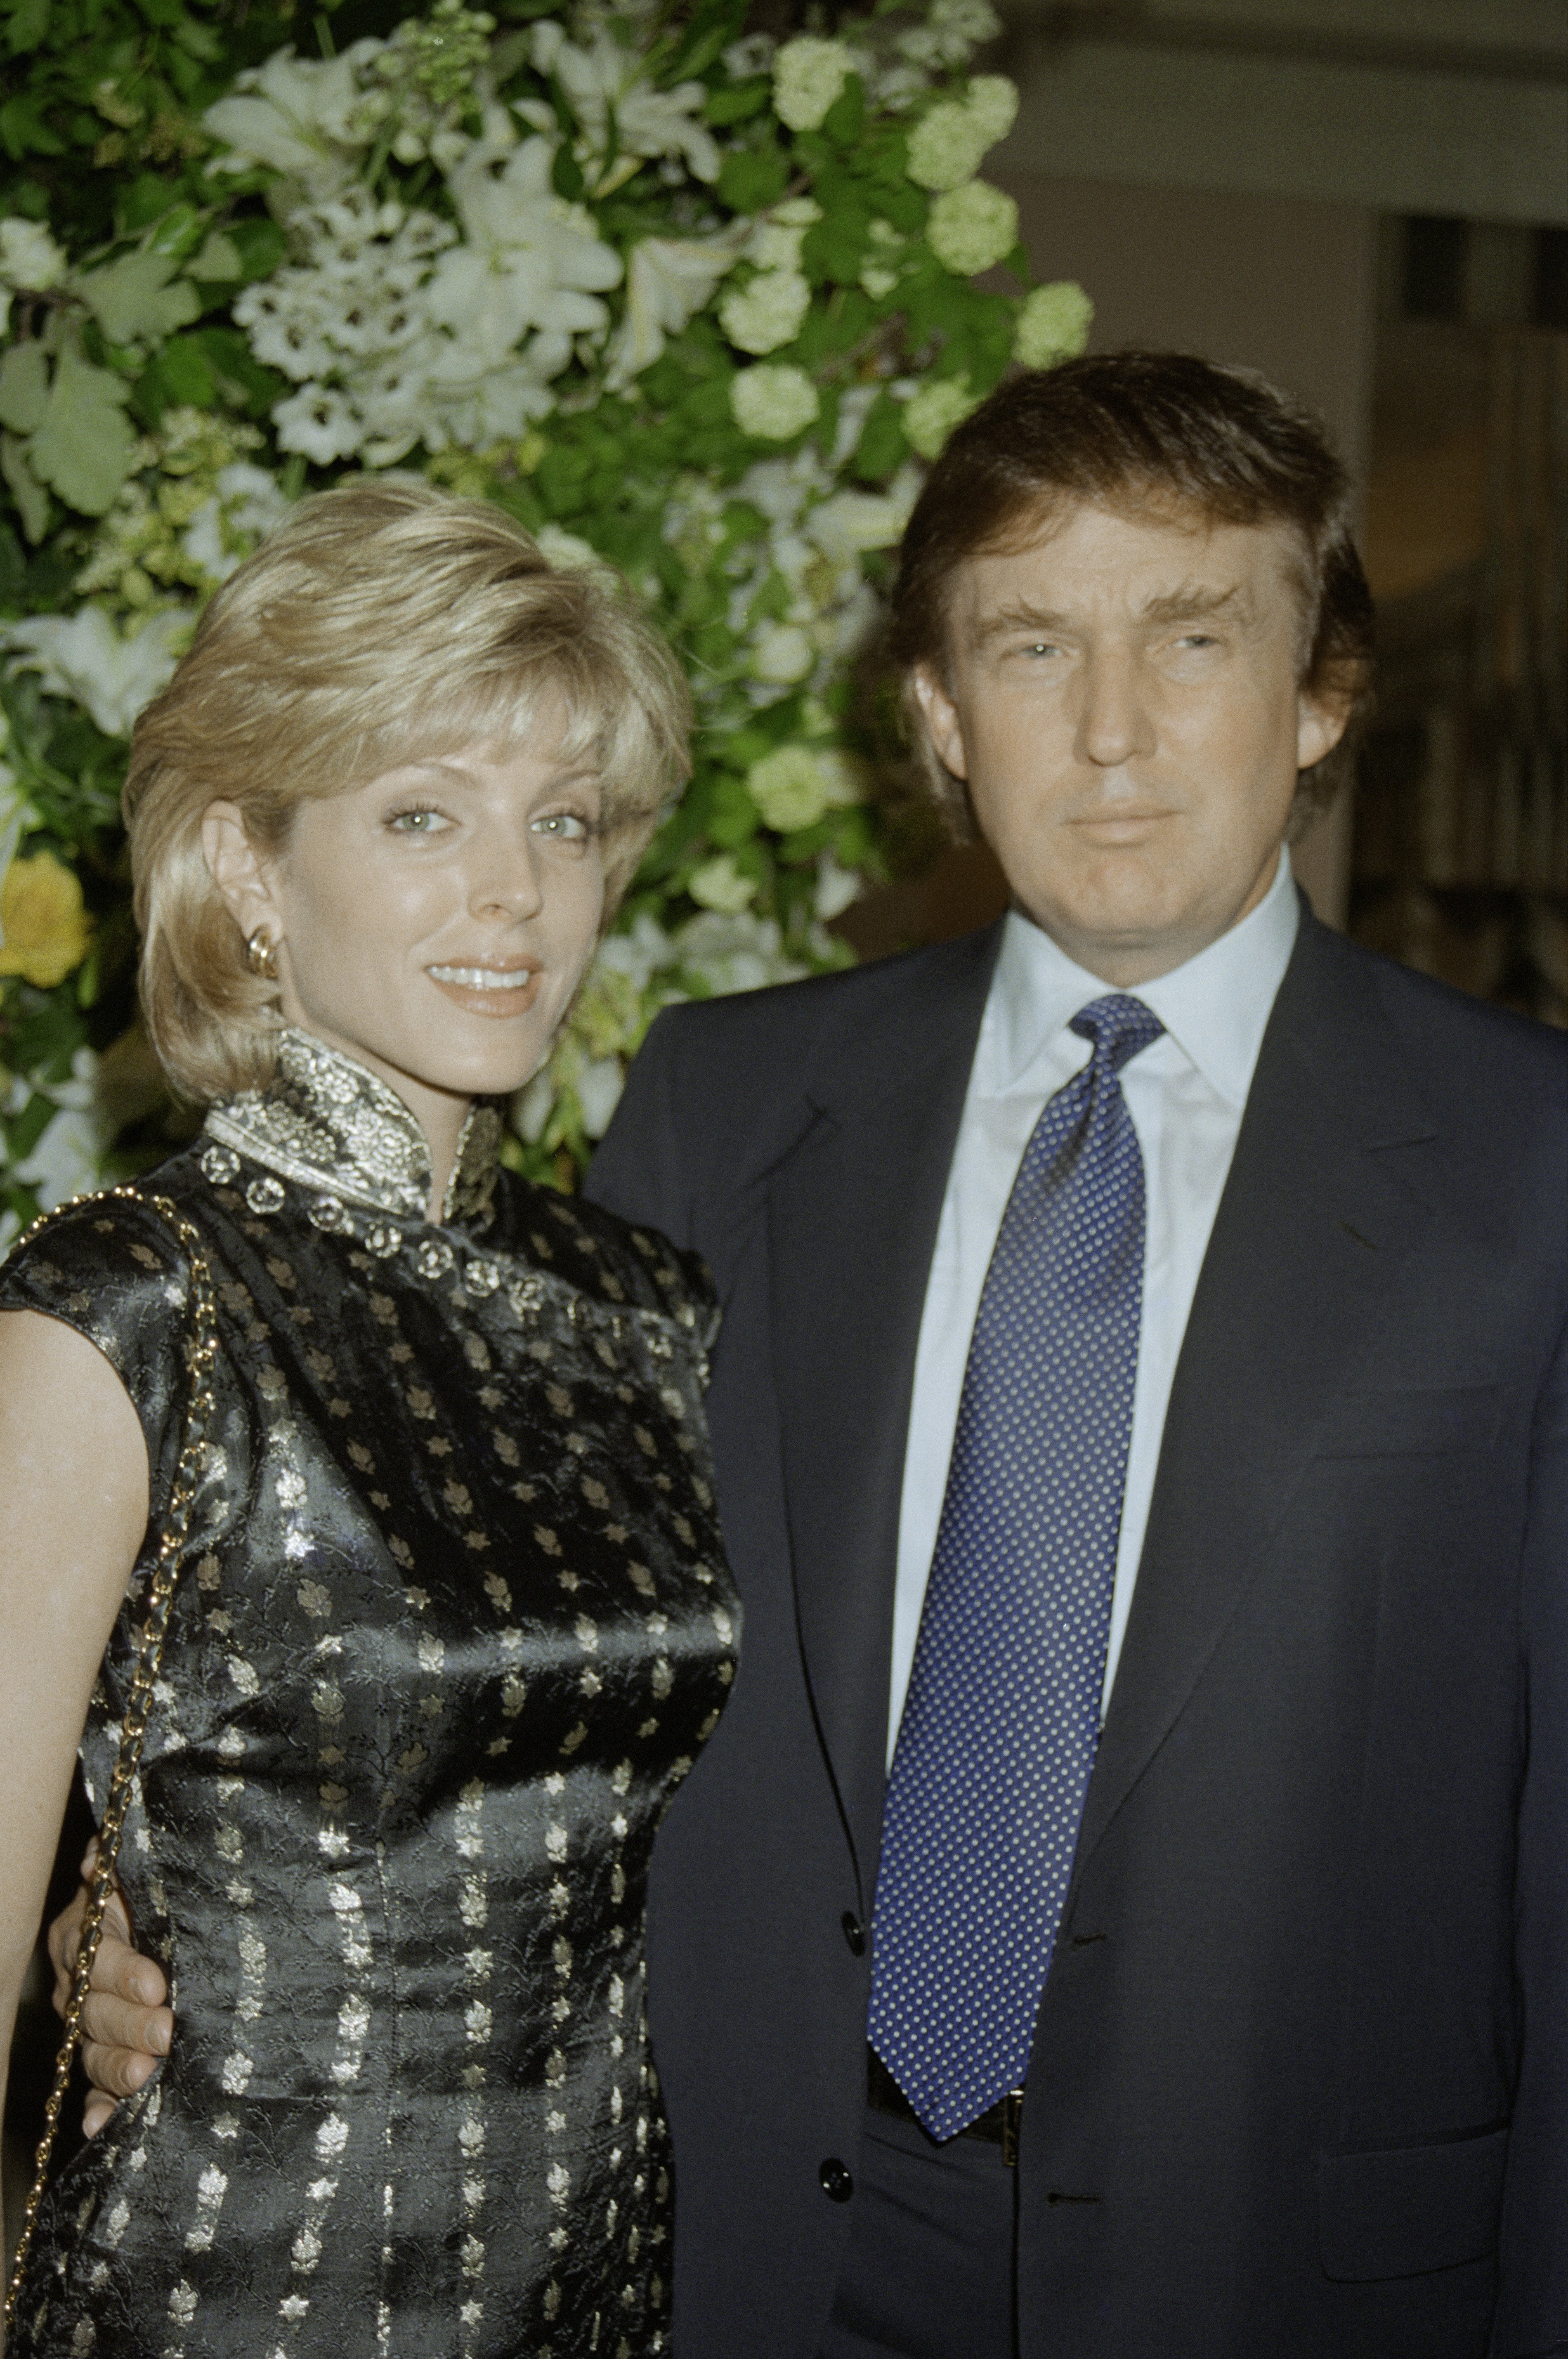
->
xmin=48 ymin=1844 xmax=172 ymax=2137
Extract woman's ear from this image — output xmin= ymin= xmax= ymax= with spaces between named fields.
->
xmin=201 ymin=803 xmax=280 ymax=949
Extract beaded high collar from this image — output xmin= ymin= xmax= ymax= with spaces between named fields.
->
xmin=203 ymin=1028 xmax=502 ymax=1227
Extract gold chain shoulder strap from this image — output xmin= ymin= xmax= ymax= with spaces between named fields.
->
xmin=4 ymin=1186 xmax=219 ymax=2335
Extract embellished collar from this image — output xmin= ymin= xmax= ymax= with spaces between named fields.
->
xmin=204 ymin=1028 xmax=503 ymax=1227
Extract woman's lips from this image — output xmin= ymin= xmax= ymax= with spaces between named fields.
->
xmin=426 ymin=961 xmax=542 ymax=1018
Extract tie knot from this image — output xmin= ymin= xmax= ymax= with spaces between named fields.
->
xmin=1069 ymin=993 xmax=1164 ymax=1074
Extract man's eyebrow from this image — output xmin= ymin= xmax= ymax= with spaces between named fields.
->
xmin=1137 ymin=581 xmax=1256 ymax=627
xmin=966 ymin=601 xmax=1074 ymax=652
xmin=966 ymin=581 xmax=1258 ymax=652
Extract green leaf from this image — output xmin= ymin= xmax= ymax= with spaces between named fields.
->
xmin=123 ymin=176 xmax=183 ymax=233
xmin=139 ymin=330 xmax=215 ymax=411
xmin=227 ymin=216 xmax=286 ymax=282
xmin=187 ymin=324 xmax=286 ymax=416
xmin=0 ymin=341 xmax=50 ymax=435
xmin=804 ymin=207 xmax=871 ymax=286
xmin=146 ymin=202 xmax=205 ymax=261
xmin=0 ymin=430 xmax=50 ymax=541
xmin=75 ymin=250 xmax=201 ymax=344
xmin=0 ymin=92 xmax=66 ymax=155
xmin=875 ymin=177 xmax=926 ymax=235
xmin=716 ymin=148 xmax=788 ymax=216
xmin=28 ymin=335 xmax=136 ymax=515
xmin=189 ymin=229 xmax=243 ymax=282
xmin=5 ymin=0 xmax=50 ymax=54
xmin=850 ymin=391 xmax=907 ymax=482
xmin=550 ymin=142 xmax=585 ymax=201
xmin=820 ymin=74 xmax=865 ymax=148
xmin=704 ymin=77 xmax=768 ymax=126
xmin=706 ymin=770 xmax=759 ymax=848
xmin=0 ymin=522 xmax=24 ymax=609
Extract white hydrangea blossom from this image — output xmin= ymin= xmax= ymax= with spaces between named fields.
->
xmin=746 ymin=743 xmax=869 ymax=833
xmin=906 ymin=101 xmax=989 ymax=194
xmin=926 ymin=179 xmax=1018 ymax=276
xmin=687 ymin=852 xmax=758 ymax=914
xmin=730 ymin=364 xmax=819 ymax=442
xmin=902 ymin=374 xmax=979 ymax=458
xmin=719 ymin=269 xmax=811 ymax=357
xmin=966 ymin=75 xmax=1018 ymax=144
xmin=906 ymin=76 xmax=1017 ymax=191
xmin=1014 ymin=278 xmax=1094 ymax=369
xmin=772 ymin=37 xmax=853 ymax=133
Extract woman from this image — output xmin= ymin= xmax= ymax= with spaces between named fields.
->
xmin=0 ymin=481 xmax=738 ymax=2357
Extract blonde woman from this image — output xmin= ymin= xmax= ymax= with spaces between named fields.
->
xmin=0 ymin=482 xmax=738 ymax=2357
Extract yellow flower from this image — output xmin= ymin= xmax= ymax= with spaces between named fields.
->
xmin=0 ymin=851 xmax=94 ymax=988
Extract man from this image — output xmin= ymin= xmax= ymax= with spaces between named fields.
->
xmin=60 ymin=354 xmax=1567 ymax=2357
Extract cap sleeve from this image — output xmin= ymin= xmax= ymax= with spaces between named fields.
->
xmin=0 ymin=1192 xmax=194 ymax=1490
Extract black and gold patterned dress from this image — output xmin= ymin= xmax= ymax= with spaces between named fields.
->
xmin=0 ymin=1030 xmax=739 ymax=2359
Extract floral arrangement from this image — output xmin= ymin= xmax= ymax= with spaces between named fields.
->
xmin=0 ymin=0 xmax=1090 ymax=1228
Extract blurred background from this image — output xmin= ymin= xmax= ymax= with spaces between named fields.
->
xmin=840 ymin=0 xmax=1568 ymax=1025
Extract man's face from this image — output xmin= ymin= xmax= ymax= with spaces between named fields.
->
xmin=915 ymin=499 xmax=1348 ymax=985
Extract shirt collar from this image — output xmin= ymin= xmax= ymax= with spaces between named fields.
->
xmin=205 ymin=1027 xmax=503 ymax=1226
xmin=989 ymin=846 xmax=1300 ymax=1108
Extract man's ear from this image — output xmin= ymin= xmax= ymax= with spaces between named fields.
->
xmin=201 ymin=802 xmax=281 ymax=948
xmin=912 ymin=664 xmax=969 ymax=781
xmin=1296 ymin=685 xmax=1349 ymax=773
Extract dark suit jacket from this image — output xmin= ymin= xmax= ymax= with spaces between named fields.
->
xmin=586 ymin=906 xmax=1568 ymax=2359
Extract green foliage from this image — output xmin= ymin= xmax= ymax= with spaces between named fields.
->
xmin=0 ymin=0 xmax=1094 ymax=1206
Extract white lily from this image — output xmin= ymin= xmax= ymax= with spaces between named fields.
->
xmin=805 ymin=488 xmax=911 ymax=565
xmin=432 ymin=136 xmax=621 ymax=361
xmin=4 ymin=607 xmax=189 ymax=741
xmin=528 ymin=26 xmax=720 ymax=184
xmin=605 ymin=230 xmax=746 ymax=389
xmin=203 ymin=43 xmax=380 ymax=191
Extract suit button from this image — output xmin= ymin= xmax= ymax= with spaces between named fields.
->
xmin=841 ymin=1912 xmax=865 ymax=1956
xmin=819 ymin=2158 xmax=854 ymax=2203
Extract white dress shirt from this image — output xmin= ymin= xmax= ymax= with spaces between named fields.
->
xmin=888 ymin=849 xmax=1301 ymax=1763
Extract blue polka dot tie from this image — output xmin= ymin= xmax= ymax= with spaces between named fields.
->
xmin=868 ymin=992 xmax=1164 ymax=2141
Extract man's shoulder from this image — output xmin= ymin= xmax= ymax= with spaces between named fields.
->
xmin=1320 ymin=924 xmax=1567 ymax=1103
xmin=642 ymin=925 xmax=999 ymax=1104
xmin=656 ymin=927 xmax=992 ymax=1047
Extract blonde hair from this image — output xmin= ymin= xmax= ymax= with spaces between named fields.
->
xmin=126 ymin=478 xmax=691 ymax=1103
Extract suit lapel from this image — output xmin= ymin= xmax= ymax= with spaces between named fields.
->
xmin=1076 ymin=917 xmax=1441 ymax=1873
xmin=767 ymin=926 xmax=1001 ymax=1899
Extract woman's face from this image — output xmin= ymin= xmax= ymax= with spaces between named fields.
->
xmin=206 ymin=724 xmax=606 ymax=1138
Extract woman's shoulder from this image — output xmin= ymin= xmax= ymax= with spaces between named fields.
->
xmin=0 ymin=1166 xmax=211 ymax=1455
xmin=0 ymin=1153 xmax=217 ymax=1356
xmin=491 ymin=1171 xmax=716 ymax=1335
xmin=2 ymin=1176 xmax=192 ymax=1299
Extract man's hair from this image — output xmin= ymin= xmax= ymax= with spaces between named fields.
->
xmin=126 ymin=477 xmax=690 ymax=1104
xmin=889 ymin=350 xmax=1375 ymax=836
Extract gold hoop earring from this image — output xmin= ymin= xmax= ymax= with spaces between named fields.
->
xmin=246 ymin=926 xmax=280 ymax=981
